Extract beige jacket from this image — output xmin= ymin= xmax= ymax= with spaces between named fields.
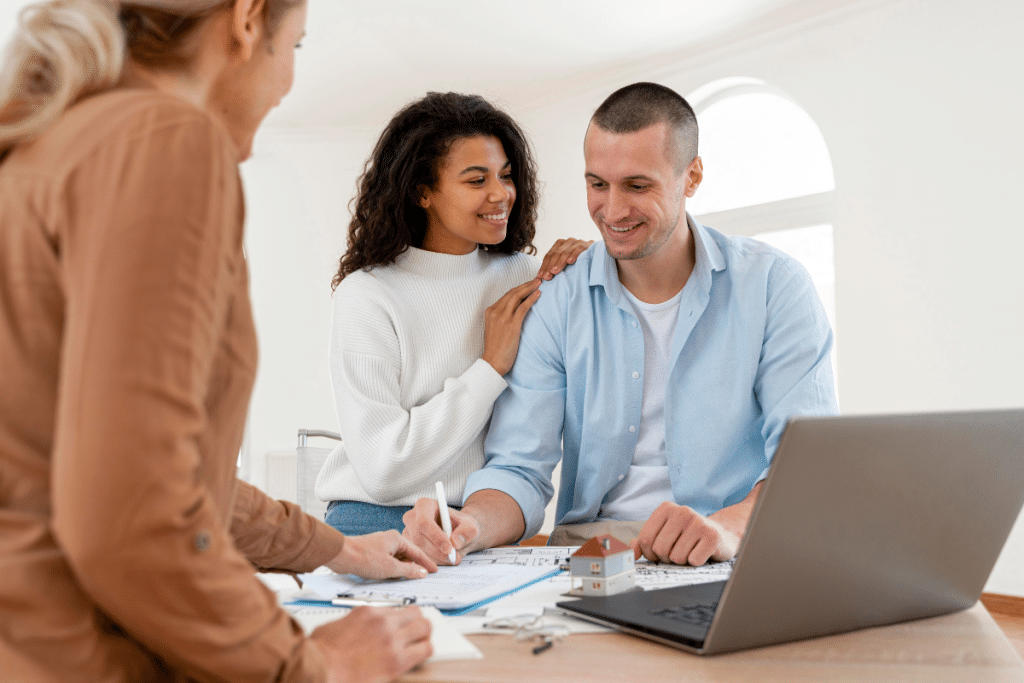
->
xmin=0 ymin=86 xmax=344 ymax=682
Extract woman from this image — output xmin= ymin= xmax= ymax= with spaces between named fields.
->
xmin=0 ymin=1 xmax=434 ymax=681
xmin=317 ymin=92 xmax=590 ymax=536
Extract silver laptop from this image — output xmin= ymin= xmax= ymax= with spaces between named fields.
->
xmin=557 ymin=409 xmax=1024 ymax=654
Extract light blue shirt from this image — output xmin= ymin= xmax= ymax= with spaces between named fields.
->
xmin=464 ymin=217 xmax=839 ymax=538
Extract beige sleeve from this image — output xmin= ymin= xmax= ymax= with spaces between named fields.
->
xmin=49 ymin=109 xmax=326 ymax=683
xmin=231 ymin=479 xmax=345 ymax=572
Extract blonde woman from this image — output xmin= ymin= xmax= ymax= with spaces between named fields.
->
xmin=0 ymin=2 xmax=435 ymax=681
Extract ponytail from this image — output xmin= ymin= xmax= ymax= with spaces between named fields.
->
xmin=0 ymin=0 xmax=124 ymax=157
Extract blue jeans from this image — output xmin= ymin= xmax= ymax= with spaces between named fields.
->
xmin=324 ymin=500 xmax=414 ymax=536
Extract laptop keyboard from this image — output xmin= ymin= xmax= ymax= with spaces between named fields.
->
xmin=650 ymin=601 xmax=719 ymax=628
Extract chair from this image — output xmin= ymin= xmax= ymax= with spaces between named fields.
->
xmin=296 ymin=428 xmax=340 ymax=521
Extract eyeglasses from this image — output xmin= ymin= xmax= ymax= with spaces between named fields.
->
xmin=482 ymin=614 xmax=570 ymax=655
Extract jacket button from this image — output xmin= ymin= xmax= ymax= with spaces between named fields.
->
xmin=194 ymin=530 xmax=212 ymax=553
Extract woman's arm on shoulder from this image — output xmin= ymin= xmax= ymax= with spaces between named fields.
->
xmin=534 ymin=237 xmax=594 ymax=280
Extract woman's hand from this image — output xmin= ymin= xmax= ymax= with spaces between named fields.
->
xmin=481 ymin=278 xmax=542 ymax=376
xmin=536 ymin=237 xmax=594 ymax=280
xmin=310 ymin=605 xmax=432 ymax=683
xmin=326 ymin=530 xmax=437 ymax=580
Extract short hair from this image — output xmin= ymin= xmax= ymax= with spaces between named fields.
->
xmin=332 ymin=92 xmax=538 ymax=288
xmin=590 ymin=82 xmax=698 ymax=171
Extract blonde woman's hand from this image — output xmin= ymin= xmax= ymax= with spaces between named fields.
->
xmin=481 ymin=278 xmax=542 ymax=376
xmin=536 ymin=237 xmax=594 ymax=280
xmin=311 ymin=605 xmax=432 ymax=683
xmin=326 ymin=530 xmax=437 ymax=580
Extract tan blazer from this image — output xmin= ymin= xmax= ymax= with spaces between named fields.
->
xmin=0 ymin=86 xmax=343 ymax=682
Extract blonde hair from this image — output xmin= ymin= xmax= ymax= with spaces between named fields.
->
xmin=0 ymin=0 xmax=302 ymax=157
xmin=0 ymin=1 xmax=124 ymax=154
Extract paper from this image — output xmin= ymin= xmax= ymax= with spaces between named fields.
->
xmin=285 ymin=604 xmax=482 ymax=662
xmin=449 ymin=546 xmax=733 ymax=588
xmin=634 ymin=558 xmax=735 ymax=588
xmin=460 ymin=545 xmax=573 ymax=568
xmin=298 ymin=562 xmax=559 ymax=614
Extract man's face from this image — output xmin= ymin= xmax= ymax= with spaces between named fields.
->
xmin=583 ymin=121 xmax=702 ymax=262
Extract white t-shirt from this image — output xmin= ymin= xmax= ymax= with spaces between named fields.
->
xmin=598 ymin=286 xmax=682 ymax=521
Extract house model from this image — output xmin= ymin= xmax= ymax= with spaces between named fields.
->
xmin=568 ymin=534 xmax=637 ymax=597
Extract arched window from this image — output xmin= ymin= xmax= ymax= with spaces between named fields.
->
xmin=687 ymin=78 xmax=838 ymax=378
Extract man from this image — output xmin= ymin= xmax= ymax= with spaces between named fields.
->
xmin=403 ymin=82 xmax=838 ymax=566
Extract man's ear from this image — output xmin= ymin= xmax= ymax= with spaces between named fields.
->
xmin=230 ymin=0 xmax=267 ymax=61
xmin=684 ymin=156 xmax=704 ymax=198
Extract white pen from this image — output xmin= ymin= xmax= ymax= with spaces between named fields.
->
xmin=332 ymin=595 xmax=414 ymax=608
xmin=435 ymin=480 xmax=457 ymax=564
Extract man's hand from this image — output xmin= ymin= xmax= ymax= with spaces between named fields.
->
xmin=536 ymin=238 xmax=594 ymax=280
xmin=326 ymin=530 xmax=437 ymax=579
xmin=310 ymin=605 xmax=432 ymax=683
xmin=402 ymin=497 xmax=482 ymax=565
xmin=631 ymin=502 xmax=740 ymax=566
xmin=631 ymin=484 xmax=762 ymax=565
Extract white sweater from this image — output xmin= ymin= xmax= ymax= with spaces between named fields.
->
xmin=316 ymin=246 xmax=540 ymax=507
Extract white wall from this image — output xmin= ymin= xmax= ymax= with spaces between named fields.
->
xmin=240 ymin=126 xmax=377 ymax=489
xmin=242 ymin=0 xmax=1023 ymax=593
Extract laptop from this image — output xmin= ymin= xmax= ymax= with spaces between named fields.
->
xmin=557 ymin=409 xmax=1024 ymax=654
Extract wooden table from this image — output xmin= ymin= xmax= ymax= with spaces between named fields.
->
xmin=401 ymin=603 xmax=1024 ymax=682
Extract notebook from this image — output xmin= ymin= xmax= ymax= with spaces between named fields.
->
xmin=286 ymin=605 xmax=482 ymax=662
xmin=558 ymin=409 xmax=1024 ymax=654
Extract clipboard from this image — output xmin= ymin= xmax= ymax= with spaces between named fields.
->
xmin=293 ymin=564 xmax=561 ymax=616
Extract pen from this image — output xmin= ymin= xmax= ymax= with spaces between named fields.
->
xmin=435 ymin=481 xmax=457 ymax=564
xmin=332 ymin=594 xmax=415 ymax=608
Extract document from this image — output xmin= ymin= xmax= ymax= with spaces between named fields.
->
xmin=634 ymin=558 xmax=734 ymax=588
xmin=459 ymin=545 xmax=573 ymax=568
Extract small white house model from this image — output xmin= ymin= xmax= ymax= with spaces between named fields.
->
xmin=568 ymin=534 xmax=637 ymax=597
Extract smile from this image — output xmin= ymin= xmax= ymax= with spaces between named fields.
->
xmin=608 ymin=223 xmax=640 ymax=233
xmin=480 ymin=211 xmax=508 ymax=221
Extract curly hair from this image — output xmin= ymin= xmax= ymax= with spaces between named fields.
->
xmin=332 ymin=92 xmax=538 ymax=289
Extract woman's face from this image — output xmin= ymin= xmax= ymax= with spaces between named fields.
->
xmin=215 ymin=3 xmax=307 ymax=159
xmin=419 ymin=135 xmax=516 ymax=255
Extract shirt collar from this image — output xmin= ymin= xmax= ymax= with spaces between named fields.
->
xmin=589 ymin=213 xmax=726 ymax=307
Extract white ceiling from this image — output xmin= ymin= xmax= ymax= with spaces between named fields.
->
xmin=271 ymin=0 xmax=798 ymax=127
xmin=1 ymin=0 xmax=863 ymax=129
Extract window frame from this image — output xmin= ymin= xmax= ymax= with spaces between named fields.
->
xmin=687 ymin=80 xmax=835 ymax=236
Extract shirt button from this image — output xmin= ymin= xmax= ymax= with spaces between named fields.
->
xmin=618 ymin=474 xmax=625 ymax=481
xmin=632 ymin=321 xmax=638 ymax=328
xmin=631 ymin=371 xmax=639 ymax=379
xmin=629 ymin=425 xmax=636 ymax=433
xmin=194 ymin=530 xmax=212 ymax=553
